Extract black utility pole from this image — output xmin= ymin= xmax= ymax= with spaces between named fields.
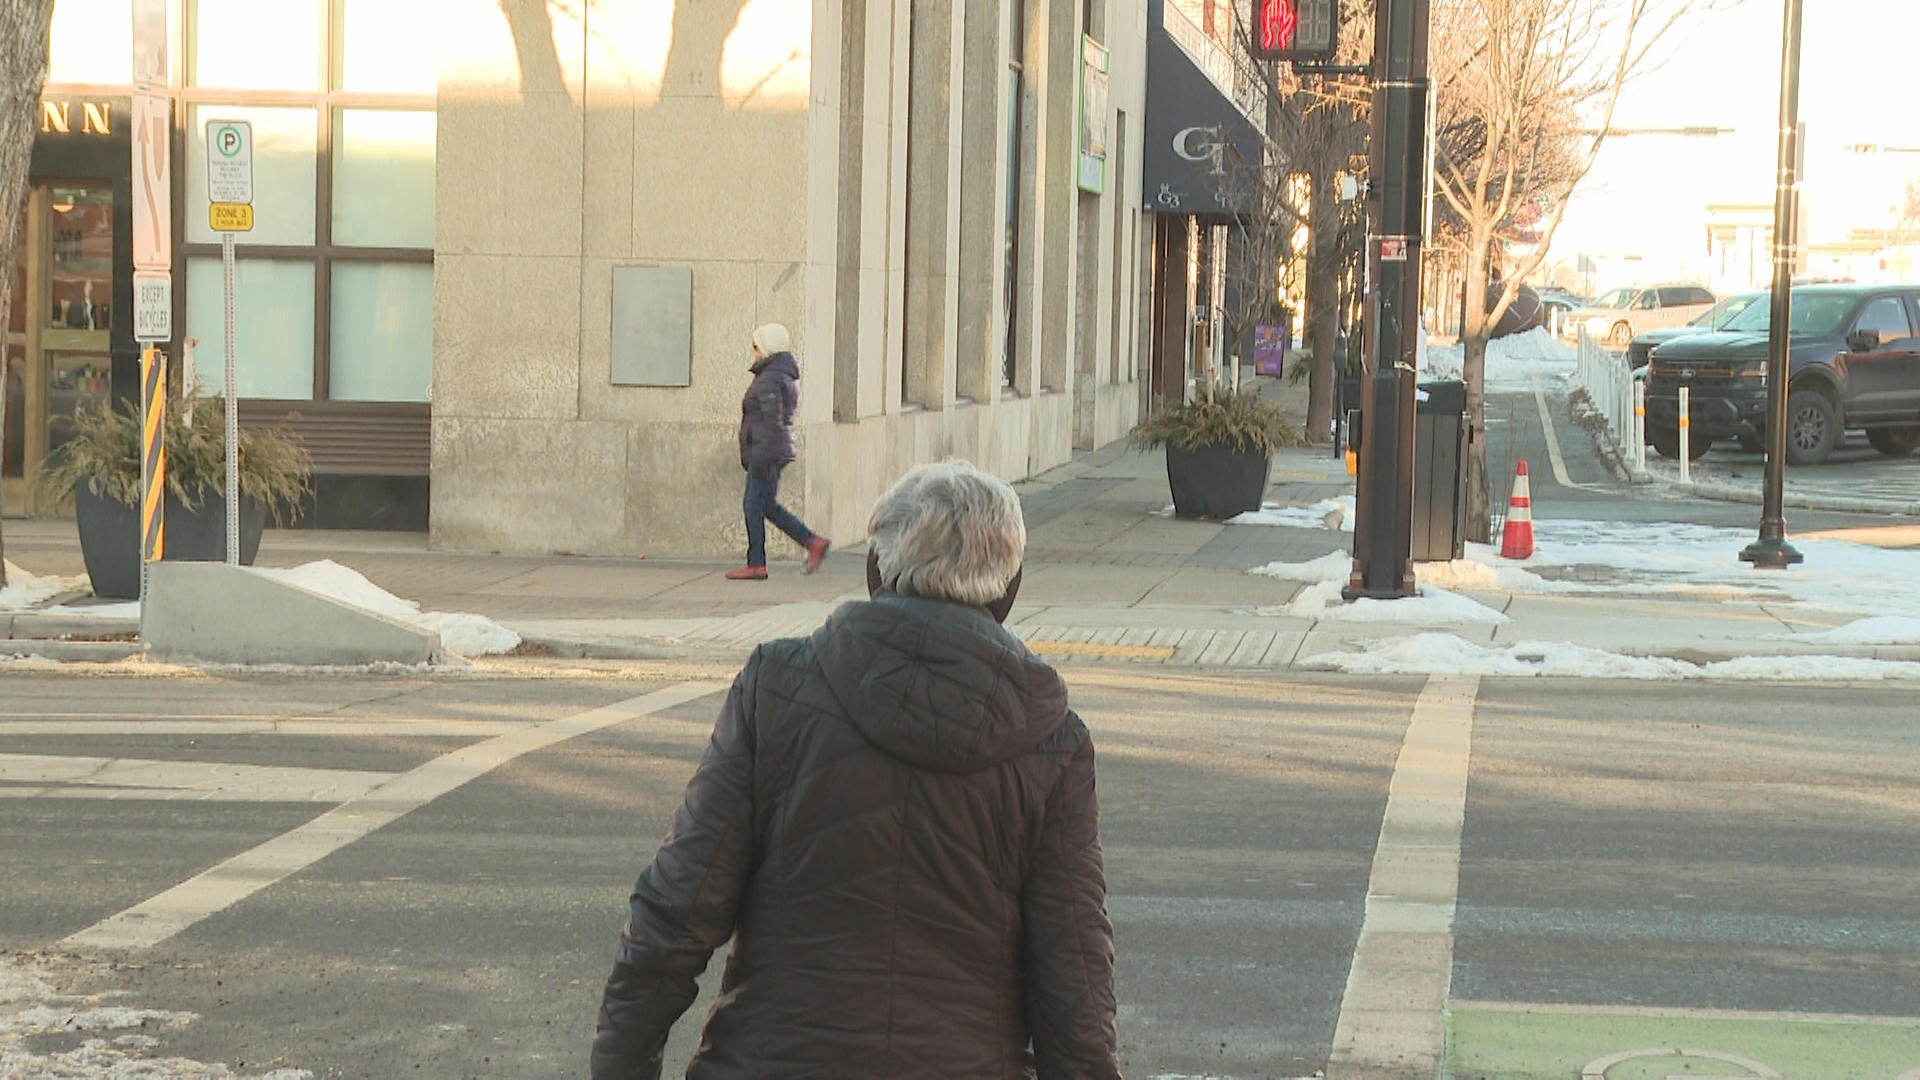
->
xmin=1742 ymin=0 xmax=1804 ymax=570
xmin=1344 ymin=0 xmax=1429 ymax=600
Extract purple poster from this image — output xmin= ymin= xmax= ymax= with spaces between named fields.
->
xmin=1254 ymin=323 xmax=1286 ymax=376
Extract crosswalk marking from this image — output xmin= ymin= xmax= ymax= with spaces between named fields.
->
xmin=1327 ymin=674 xmax=1480 ymax=1078
xmin=59 ymin=680 xmax=725 ymax=952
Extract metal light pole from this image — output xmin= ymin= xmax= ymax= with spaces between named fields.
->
xmin=1742 ymin=0 xmax=1804 ymax=570
xmin=1344 ymin=0 xmax=1429 ymax=600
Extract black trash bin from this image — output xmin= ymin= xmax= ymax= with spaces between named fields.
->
xmin=1412 ymin=379 xmax=1468 ymax=562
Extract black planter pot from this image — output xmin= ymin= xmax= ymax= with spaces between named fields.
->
xmin=74 ymin=483 xmax=268 ymax=600
xmin=1165 ymin=442 xmax=1273 ymax=520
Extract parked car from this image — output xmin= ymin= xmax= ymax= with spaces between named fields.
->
xmin=1626 ymin=290 xmax=1767 ymax=370
xmin=1563 ymin=284 xmax=1717 ymax=346
xmin=1537 ymin=288 xmax=1584 ymax=337
xmin=1643 ymin=283 xmax=1920 ymax=465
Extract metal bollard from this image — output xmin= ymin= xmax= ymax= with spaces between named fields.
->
xmin=1678 ymin=385 xmax=1691 ymax=483
xmin=1633 ymin=380 xmax=1647 ymax=472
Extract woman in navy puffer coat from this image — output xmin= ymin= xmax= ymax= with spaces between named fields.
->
xmin=729 ymin=322 xmax=829 ymax=581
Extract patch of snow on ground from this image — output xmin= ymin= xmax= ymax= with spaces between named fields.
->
xmin=1422 ymin=327 xmax=1576 ymax=391
xmin=0 ymin=953 xmax=312 ymax=1079
xmin=1250 ymin=555 xmax=1507 ymax=624
xmin=1701 ymin=654 xmax=1920 ymax=680
xmin=1517 ymin=519 xmax=1920 ymax=616
xmin=0 ymin=561 xmax=89 ymax=612
xmin=1303 ymin=633 xmax=1920 ymax=680
xmin=1792 ymin=615 xmax=1920 ymax=646
xmin=1230 ymin=496 xmax=1355 ymax=532
xmin=1284 ymin=581 xmax=1509 ymax=625
xmin=1249 ymin=551 xmax=1352 ymax=582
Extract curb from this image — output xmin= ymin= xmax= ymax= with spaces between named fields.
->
xmin=1668 ymin=478 xmax=1920 ymax=518
xmin=1584 ymin=420 xmax=1920 ymax=517
xmin=3 ymin=613 xmax=142 ymax=639
xmin=1 ymin=640 xmax=144 ymax=663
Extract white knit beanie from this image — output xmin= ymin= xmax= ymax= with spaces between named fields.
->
xmin=751 ymin=322 xmax=792 ymax=356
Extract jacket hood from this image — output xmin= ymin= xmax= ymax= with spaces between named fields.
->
xmin=811 ymin=593 xmax=1071 ymax=773
xmin=751 ymin=351 xmax=800 ymax=380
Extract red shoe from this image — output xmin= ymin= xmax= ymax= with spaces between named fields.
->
xmin=803 ymin=536 xmax=831 ymax=575
xmin=725 ymin=565 xmax=769 ymax=581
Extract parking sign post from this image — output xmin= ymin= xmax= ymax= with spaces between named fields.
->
xmin=207 ymin=120 xmax=253 ymax=565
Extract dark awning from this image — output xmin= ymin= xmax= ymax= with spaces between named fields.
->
xmin=1141 ymin=29 xmax=1263 ymax=218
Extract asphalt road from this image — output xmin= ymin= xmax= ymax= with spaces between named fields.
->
xmin=3 ymin=663 xmax=1917 ymax=1079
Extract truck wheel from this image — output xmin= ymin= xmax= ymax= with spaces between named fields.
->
xmin=1785 ymin=389 xmax=1838 ymax=466
xmin=1608 ymin=321 xmax=1633 ymax=346
xmin=1866 ymin=426 xmax=1920 ymax=456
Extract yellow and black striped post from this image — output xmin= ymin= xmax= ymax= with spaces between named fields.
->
xmin=141 ymin=346 xmax=166 ymax=565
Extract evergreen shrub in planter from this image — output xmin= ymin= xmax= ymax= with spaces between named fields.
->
xmin=39 ymin=396 xmax=311 ymax=599
xmin=1128 ymin=385 xmax=1308 ymax=520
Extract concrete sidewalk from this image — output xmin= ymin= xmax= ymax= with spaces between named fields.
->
xmin=8 ymin=435 xmax=1917 ymax=670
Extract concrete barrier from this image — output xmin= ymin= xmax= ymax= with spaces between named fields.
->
xmin=145 ymin=562 xmax=440 ymax=666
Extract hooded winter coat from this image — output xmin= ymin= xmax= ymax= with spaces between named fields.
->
xmin=739 ymin=351 xmax=800 ymax=472
xmin=591 ymin=592 xmax=1119 ymax=1080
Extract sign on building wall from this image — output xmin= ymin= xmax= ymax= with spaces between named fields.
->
xmin=1141 ymin=32 xmax=1262 ymax=216
xmin=1078 ymin=36 xmax=1110 ymax=194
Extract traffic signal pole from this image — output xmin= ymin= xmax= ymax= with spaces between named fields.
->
xmin=1344 ymin=0 xmax=1429 ymax=600
xmin=1740 ymin=0 xmax=1804 ymax=570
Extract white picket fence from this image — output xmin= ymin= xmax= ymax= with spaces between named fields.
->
xmin=1571 ymin=328 xmax=1648 ymax=478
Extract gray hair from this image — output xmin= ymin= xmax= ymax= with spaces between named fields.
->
xmin=867 ymin=461 xmax=1025 ymax=606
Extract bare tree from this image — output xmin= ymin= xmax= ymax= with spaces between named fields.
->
xmin=1429 ymin=0 xmax=1731 ymax=539
xmin=0 ymin=0 xmax=56 ymax=588
xmin=1217 ymin=2 xmax=1371 ymax=438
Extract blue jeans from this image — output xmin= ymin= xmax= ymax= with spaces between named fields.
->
xmin=744 ymin=464 xmax=815 ymax=567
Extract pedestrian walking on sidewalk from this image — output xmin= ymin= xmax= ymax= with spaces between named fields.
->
xmin=592 ymin=461 xmax=1120 ymax=1079
xmin=727 ymin=323 xmax=829 ymax=581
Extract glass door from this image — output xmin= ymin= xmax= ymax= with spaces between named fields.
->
xmin=1 ymin=182 xmax=116 ymax=516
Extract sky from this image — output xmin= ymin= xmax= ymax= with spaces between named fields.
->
xmin=1544 ymin=1 xmax=1920 ymax=290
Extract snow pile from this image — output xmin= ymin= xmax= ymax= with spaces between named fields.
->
xmin=34 ymin=559 xmax=521 ymax=658
xmin=0 ymin=561 xmax=89 ymax=612
xmin=251 ymin=561 xmax=520 ymax=657
xmin=1423 ymin=327 xmax=1576 ymax=390
xmin=1252 ymin=517 xmax=1920 ymax=617
xmin=1229 ymin=496 xmax=1356 ymax=532
xmin=1253 ymin=554 xmax=1508 ymax=624
xmin=1302 ymin=633 xmax=1920 ymax=680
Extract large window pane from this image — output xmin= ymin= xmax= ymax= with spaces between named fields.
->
xmin=186 ymin=258 xmax=316 ymax=400
xmin=330 ymin=262 xmax=432 ymax=402
xmin=187 ymin=106 xmax=318 ymax=245
xmin=49 ymin=0 xmax=132 ymax=85
xmin=336 ymin=0 xmax=438 ymax=93
xmin=332 ymin=110 xmax=436 ymax=248
xmin=193 ymin=0 xmax=320 ymax=90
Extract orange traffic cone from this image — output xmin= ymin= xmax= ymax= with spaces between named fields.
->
xmin=1500 ymin=460 xmax=1534 ymax=559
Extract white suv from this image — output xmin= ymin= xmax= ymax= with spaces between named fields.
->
xmin=1564 ymin=284 xmax=1717 ymax=346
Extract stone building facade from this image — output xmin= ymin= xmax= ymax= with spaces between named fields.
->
xmin=432 ymin=0 xmax=1154 ymax=557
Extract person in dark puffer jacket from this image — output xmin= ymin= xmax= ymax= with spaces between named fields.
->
xmin=727 ymin=322 xmax=829 ymax=581
xmin=593 ymin=461 xmax=1119 ymax=1079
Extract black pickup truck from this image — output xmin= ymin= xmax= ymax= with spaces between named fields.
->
xmin=1643 ymin=283 xmax=1920 ymax=465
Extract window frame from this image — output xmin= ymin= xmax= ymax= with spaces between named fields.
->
xmin=179 ymin=0 xmax=434 ymax=404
